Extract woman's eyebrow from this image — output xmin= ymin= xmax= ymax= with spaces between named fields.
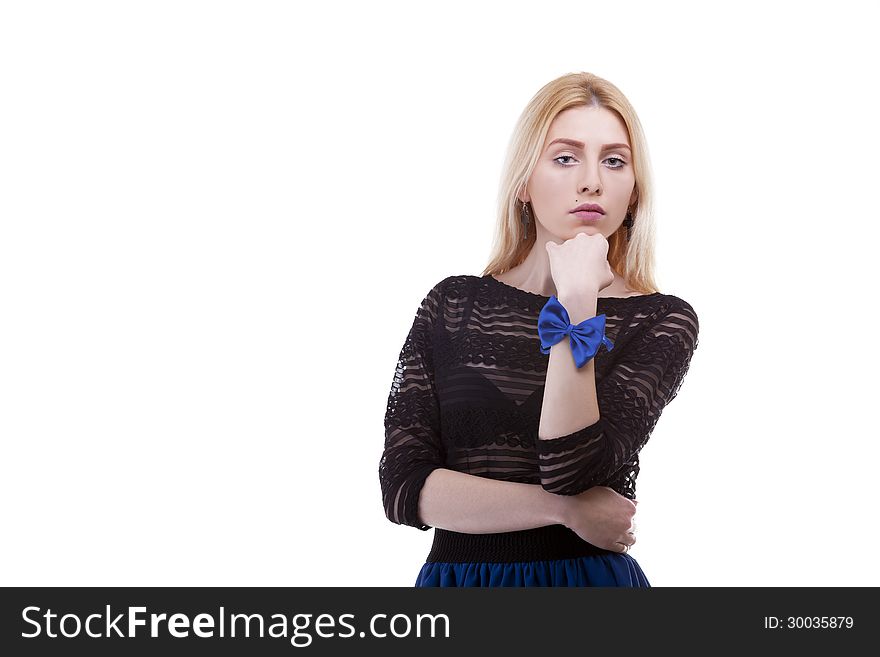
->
xmin=546 ymin=137 xmax=631 ymax=151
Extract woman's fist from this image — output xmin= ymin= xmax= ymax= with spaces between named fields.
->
xmin=545 ymin=232 xmax=614 ymax=297
xmin=559 ymin=486 xmax=638 ymax=553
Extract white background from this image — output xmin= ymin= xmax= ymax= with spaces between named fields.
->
xmin=1 ymin=0 xmax=877 ymax=586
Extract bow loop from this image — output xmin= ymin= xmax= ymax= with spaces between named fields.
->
xmin=538 ymin=296 xmax=614 ymax=368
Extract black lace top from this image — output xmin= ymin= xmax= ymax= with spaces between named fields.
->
xmin=380 ymin=274 xmax=700 ymax=538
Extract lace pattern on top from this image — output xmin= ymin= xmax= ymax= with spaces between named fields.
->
xmin=379 ymin=274 xmax=699 ymax=530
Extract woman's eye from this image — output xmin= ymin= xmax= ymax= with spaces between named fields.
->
xmin=553 ymin=155 xmax=626 ymax=168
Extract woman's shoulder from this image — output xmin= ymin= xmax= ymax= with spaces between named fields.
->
xmin=639 ymin=293 xmax=700 ymax=353
xmin=423 ymin=273 xmax=479 ymax=299
xmin=654 ymin=293 xmax=698 ymax=324
xmin=633 ymin=293 xmax=699 ymax=339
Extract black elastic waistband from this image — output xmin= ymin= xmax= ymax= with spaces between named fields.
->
xmin=425 ymin=524 xmax=614 ymax=563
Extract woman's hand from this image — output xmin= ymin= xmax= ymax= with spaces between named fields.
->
xmin=545 ymin=232 xmax=615 ymax=298
xmin=558 ymin=486 xmax=637 ymax=554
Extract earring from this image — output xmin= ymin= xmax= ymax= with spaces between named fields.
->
xmin=520 ymin=200 xmax=531 ymax=241
xmin=623 ymin=207 xmax=635 ymax=241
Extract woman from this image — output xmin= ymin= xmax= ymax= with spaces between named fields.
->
xmin=379 ymin=71 xmax=699 ymax=587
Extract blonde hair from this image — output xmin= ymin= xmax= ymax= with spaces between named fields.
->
xmin=482 ymin=71 xmax=661 ymax=294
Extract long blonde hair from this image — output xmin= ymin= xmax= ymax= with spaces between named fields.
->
xmin=482 ymin=72 xmax=660 ymax=294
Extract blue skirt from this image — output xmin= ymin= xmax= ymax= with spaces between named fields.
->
xmin=414 ymin=553 xmax=650 ymax=587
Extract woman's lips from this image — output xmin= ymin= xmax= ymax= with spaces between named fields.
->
xmin=572 ymin=211 xmax=603 ymax=221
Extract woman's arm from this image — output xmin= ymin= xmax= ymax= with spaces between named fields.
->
xmin=535 ymin=290 xmax=700 ymax=496
xmin=418 ymin=468 xmax=564 ymax=533
xmin=537 ymin=289 xmax=601 ymax=440
xmin=418 ymin=468 xmax=636 ymax=551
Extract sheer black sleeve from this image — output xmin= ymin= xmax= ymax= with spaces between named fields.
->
xmin=379 ymin=279 xmax=447 ymax=530
xmin=535 ymin=301 xmax=700 ymax=496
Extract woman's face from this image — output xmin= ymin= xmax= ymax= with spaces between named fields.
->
xmin=525 ymin=105 xmax=637 ymax=242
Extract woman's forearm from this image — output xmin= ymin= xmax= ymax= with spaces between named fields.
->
xmin=418 ymin=468 xmax=566 ymax=533
xmin=538 ymin=288 xmax=601 ymax=440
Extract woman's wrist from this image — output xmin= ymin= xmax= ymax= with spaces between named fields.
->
xmin=555 ymin=288 xmax=599 ymax=324
xmin=541 ymin=487 xmax=570 ymax=526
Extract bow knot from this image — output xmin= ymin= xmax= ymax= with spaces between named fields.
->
xmin=538 ymin=296 xmax=614 ymax=368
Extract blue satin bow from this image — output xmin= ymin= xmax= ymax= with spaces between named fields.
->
xmin=538 ymin=295 xmax=614 ymax=368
